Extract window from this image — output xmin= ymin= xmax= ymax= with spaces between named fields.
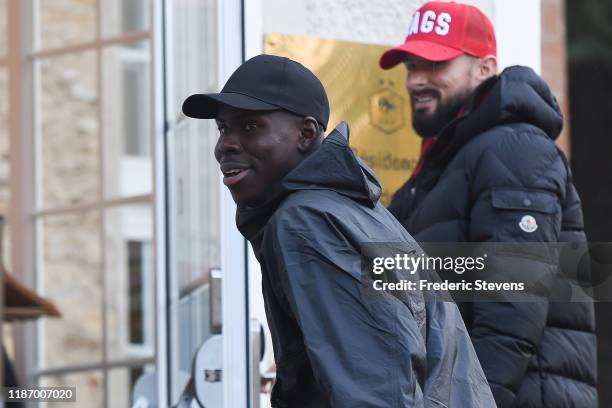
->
xmin=102 ymin=40 xmax=152 ymax=198
xmin=127 ymin=239 xmax=153 ymax=349
xmin=165 ymin=0 xmax=222 ymax=403
xmin=4 ymin=1 xmax=155 ymax=407
xmin=122 ymin=61 xmax=150 ymax=157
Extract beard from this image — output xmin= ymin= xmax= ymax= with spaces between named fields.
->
xmin=410 ymin=87 xmax=472 ymax=138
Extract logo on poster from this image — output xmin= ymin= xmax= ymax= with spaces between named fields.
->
xmin=369 ymin=88 xmax=405 ymax=134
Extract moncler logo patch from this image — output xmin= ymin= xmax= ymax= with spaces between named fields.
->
xmin=407 ymin=10 xmax=452 ymax=37
xmin=519 ymin=215 xmax=538 ymax=233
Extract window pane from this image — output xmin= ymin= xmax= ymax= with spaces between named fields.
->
xmin=105 ymin=204 xmax=154 ymax=361
xmin=36 ymin=0 xmax=96 ymax=51
xmin=170 ymin=286 xmax=211 ymax=403
xmin=37 ymin=51 xmax=99 ymax=209
xmin=0 ymin=0 xmax=6 ymax=57
xmin=102 ymin=0 xmax=150 ymax=38
xmin=166 ymin=0 xmax=219 ymax=402
xmin=39 ymin=370 xmax=103 ymax=408
xmin=169 ymin=0 xmax=218 ymax=118
xmin=102 ymin=41 xmax=152 ymax=198
xmin=172 ymin=121 xmax=220 ymax=288
xmin=38 ymin=212 xmax=102 ymax=368
xmin=108 ymin=364 xmax=155 ymax=408
xmin=0 ymin=66 xmax=8 ymax=217
xmin=1 ymin=216 xmax=10 ymax=274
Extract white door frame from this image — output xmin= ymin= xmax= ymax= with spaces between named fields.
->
xmin=217 ymin=0 xmax=250 ymax=407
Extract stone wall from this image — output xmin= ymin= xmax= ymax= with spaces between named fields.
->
xmin=36 ymin=4 xmax=102 ymax=405
xmin=0 ymin=1 xmax=146 ymax=407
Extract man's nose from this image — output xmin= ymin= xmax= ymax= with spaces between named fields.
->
xmin=406 ymin=68 xmax=428 ymax=91
xmin=215 ymin=131 xmax=242 ymax=160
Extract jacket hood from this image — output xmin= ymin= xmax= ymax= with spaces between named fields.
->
xmin=432 ymin=65 xmax=564 ymax=164
xmin=236 ymin=122 xmax=382 ymax=244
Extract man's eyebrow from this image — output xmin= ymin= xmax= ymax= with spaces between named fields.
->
xmin=237 ymin=112 xmax=264 ymax=120
xmin=217 ymin=111 xmax=262 ymax=123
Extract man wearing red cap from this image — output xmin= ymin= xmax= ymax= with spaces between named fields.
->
xmin=381 ymin=2 xmax=597 ymax=407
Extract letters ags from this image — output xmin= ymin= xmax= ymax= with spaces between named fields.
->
xmin=407 ymin=11 xmax=452 ymax=36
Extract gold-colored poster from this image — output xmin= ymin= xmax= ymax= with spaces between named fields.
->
xmin=264 ymin=33 xmax=421 ymax=205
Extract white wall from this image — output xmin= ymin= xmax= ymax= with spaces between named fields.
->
xmin=493 ymin=0 xmax=541 ymax=73
xmin=248 ymin=0 xmax=541 ymax=71
xmin=248 ymin=0 xmax=420 ymax=57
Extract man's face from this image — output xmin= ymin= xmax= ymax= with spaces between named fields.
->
xmin=214 ymin=106 xmax=304 ymax=207
xmin=404 ymin=54 xmax=479 ymax=137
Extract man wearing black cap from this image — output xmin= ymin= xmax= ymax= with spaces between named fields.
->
xmin=183 ymin=54 xmax=495 ymax=407
xmin=380 ymin=2 xmax=597 ymax=407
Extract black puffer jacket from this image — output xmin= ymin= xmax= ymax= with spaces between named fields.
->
xmin=237 ymin=124 xmax=495 ymax=407
xmin=389 ymin=66 xmax=597 ymax=407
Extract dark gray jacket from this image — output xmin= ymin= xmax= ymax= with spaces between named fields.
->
xmin=389 ymin=66 xmax=597 ymax=407
xmin=236 ymin=124 xmax=495 ymax=407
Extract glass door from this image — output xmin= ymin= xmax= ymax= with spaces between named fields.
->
xmin=162 ymin=0 xmax=249 ymax=406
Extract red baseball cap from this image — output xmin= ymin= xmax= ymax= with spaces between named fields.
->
xmin=379 ymin=1 xmax=496 ymax=69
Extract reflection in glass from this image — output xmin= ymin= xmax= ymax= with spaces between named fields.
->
xmin=0 ymin=67 xmax=8 ymax=217
xmin=0 ymin=57 xmax=9 ymax=357
xmin=166 ymin=0 xmax=220 ymax=403
xmin=102 ymin=41 xmax=152 ymax=198
xmin=107 ymin=364 xmax=155 ymax=408
xmin=169 ymin=286 xmax=211 ymax=402
xmin=39 ymin=370 xmax=103 ymax=408
xmin=38 ymin=211 xmax=103 ymax=369
xmin=0 ymin=0 xmax=6 ymax=57
xmin=168 ymin=118 xmax=220 ymax=403
xmin=38 ymin=51 xmax=99 ymax=209
xmin=36 ymin=0 xmax=96 ymax=50
xmin=102 ymin=0 xmax=150 ymax=38
xmin=105 ymin=204 xmax=154 ymax=361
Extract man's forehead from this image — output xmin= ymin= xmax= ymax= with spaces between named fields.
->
xmin=215 ymin=106 xmax=275 ymax=122
xmin=404 ymin=53 xmax=453 ymax=64
xmin=402 ymin=53 xmax=473 ymax=68
xmin=403 ymin=54 xmax=429 ymax=64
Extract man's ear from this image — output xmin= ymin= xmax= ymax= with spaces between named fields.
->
xmin=475 ymin=55 xmax=498 ymax=83
xmin=297 ymin=116 xmax=321 ymax=153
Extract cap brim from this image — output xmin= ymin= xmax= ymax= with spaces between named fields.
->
xmin=182 ymin=92 xmax=279 ymax=119
xmin=379 ymin=40 xmax=464 ymax=70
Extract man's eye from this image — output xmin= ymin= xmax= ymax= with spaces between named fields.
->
xmin=217 ymin=126 xmax=226 ymax=134
xmin=245 ymin=122 xmax=257 ymax=131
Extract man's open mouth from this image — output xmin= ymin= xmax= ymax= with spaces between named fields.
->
xmin=222 ymin=167 xmax=251 ymax=186
xmin=412 ymin=91 xmax=439 ymax=111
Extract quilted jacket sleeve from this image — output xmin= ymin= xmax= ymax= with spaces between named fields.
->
xmin=466 ymin=127 xmax=568 ymax=407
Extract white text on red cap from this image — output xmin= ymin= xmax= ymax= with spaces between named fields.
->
xmin=406 ymin=11 xmax=452 ymax=37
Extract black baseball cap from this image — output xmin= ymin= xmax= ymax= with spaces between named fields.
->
xmin=182 ymin=54 xmax=330 ymax=130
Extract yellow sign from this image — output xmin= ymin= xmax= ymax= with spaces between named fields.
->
xmin=264 ymin=33 xmax=421 ymax=205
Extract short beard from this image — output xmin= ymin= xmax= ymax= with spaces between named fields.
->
xmin=411 ymin=88 xmax=472 ymax=138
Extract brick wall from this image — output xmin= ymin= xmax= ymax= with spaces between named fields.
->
xmin=541 ymin=0 xmax=570 ymax=156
